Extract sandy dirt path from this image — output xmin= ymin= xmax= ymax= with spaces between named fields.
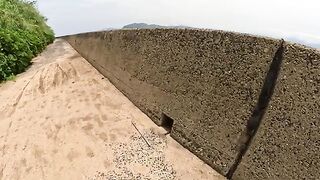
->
xmin=0 ymin=39 xmax=224 ymax=180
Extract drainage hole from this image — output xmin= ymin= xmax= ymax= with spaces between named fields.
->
xmin=160 ymin=113 xmax=174 ymax=133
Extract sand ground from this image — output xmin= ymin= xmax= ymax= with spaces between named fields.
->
xmin=0 ymin=39 xmax=224 ymax=180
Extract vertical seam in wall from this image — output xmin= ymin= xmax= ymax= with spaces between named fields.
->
xmin=226 ymin=39 xmax=285 ymax=179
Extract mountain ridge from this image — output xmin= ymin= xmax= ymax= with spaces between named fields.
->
xmin=122 ymin=23 xmax=192 ymax=29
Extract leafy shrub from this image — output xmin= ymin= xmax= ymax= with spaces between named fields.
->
xmin=0 ymin=0 xmax=54 ymax=81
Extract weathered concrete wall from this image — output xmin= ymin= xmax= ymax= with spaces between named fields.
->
xmin=62 ymin=29 xmax=319 ymax=179
xmin=233 ymin=44 xmax=320 ymax=179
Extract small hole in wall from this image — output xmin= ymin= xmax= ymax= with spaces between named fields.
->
xmin=160 ymin=113 xmax=174 ymax=133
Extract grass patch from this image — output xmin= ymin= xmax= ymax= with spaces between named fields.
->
xmin=5 ymin=74 xmax=16 ymax=81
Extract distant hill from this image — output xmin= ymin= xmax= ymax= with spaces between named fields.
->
xmin=122 ymin=23 xmax=192 ymax=29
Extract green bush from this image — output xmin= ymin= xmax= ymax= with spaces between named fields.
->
xmin=0 ymin=0 xmax=54 ymax=81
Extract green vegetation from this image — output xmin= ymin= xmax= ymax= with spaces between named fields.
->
xmin=0 ymin=0 xmax=54 ymax=81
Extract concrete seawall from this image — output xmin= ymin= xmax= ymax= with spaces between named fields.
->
xmin=62 ymin=29 xmax=319 ymax=179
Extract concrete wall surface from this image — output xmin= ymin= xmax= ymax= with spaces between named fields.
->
xmin=62 ymin=29 xmax=319 ymax=179
xmin=233 ymin=44 xmax=320 ymax=180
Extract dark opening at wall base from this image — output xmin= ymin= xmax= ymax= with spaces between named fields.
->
xmin=160 ymin=113 xmax=174 ymax=133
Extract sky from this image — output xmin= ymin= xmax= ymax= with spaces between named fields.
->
xmin=37 ymin=0 xmax=320 ymax=47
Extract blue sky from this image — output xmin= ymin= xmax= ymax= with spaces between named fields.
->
xmin=37 ymin=0 xmax=320 ymax=47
